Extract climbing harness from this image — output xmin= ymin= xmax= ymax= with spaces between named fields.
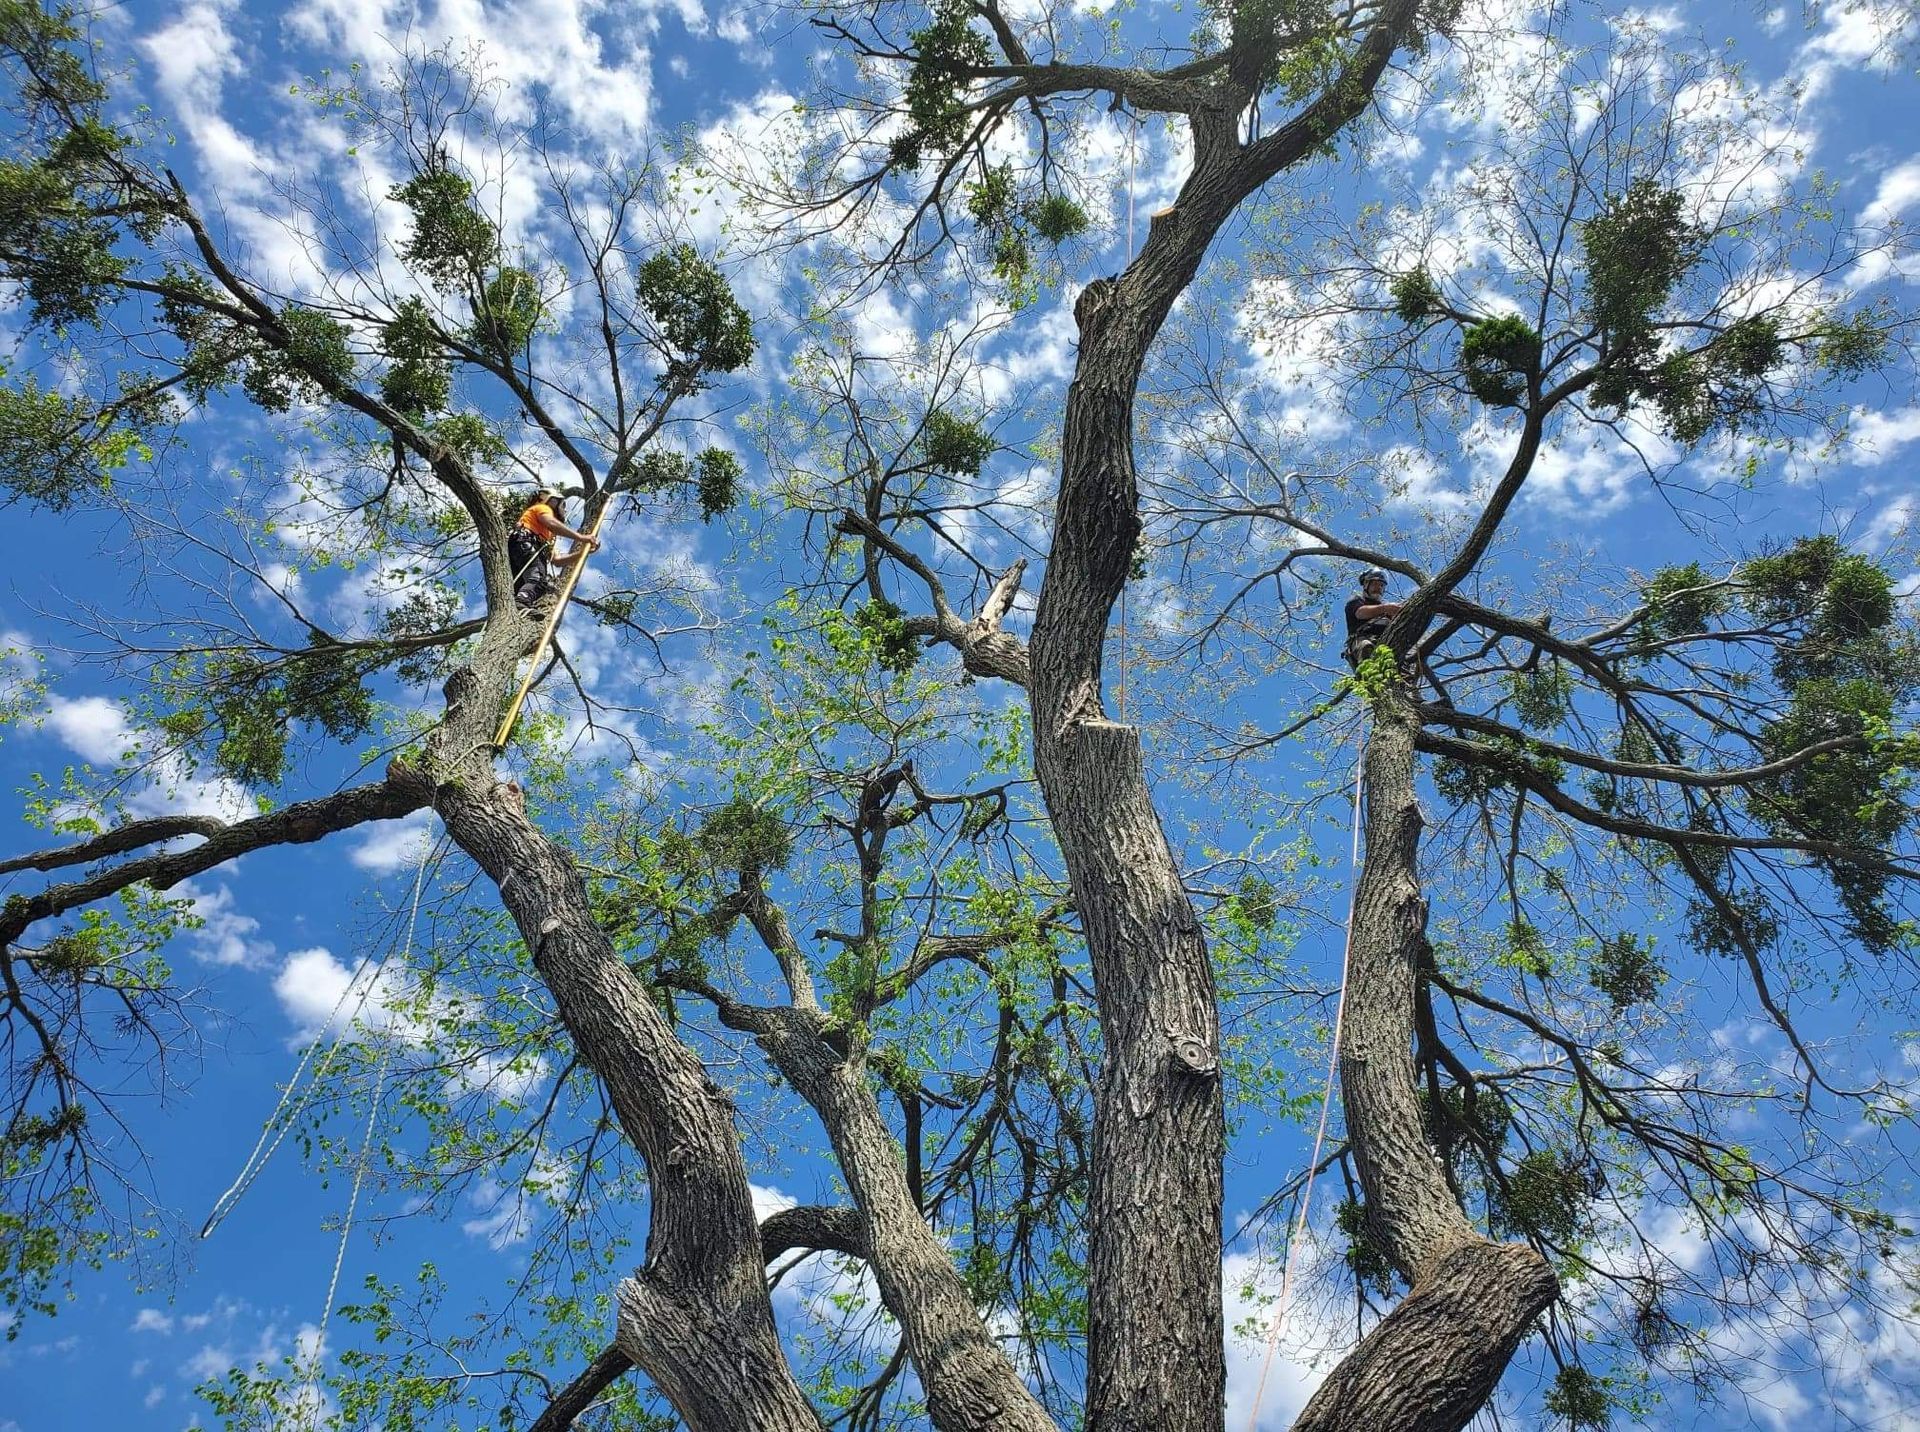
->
xmin=492 ymin=495 xmax=612 ymax=750
xmin=1244 ymin=725 xmax=1368 ymax=1432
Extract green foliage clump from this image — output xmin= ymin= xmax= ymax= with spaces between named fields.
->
xmin=1422 ymin=1079 xmax=1514 ymax=1162
xmin=1390 ymin=268 xmax=1442 ymax=322
xmin=379 ymin=586 xmax=462 ymax=683
xmin=1813 ymin=307 xmax=1891 ymax=378
xmin=471 ymin=266 xmax=541 ymax=356
xmin=1460 ymin=314 xmax=1540 ymax=407
xmin=1582 ymin=180 xmax=1700 ymax=349
xmin=242 ymin=306 xmax=356 ymax=412
xmin=156 ymin=635 xmax=379 ymax=787
xmin=854 ymin=596 xmax=920 ymax=675
xmin=637 ymin=243 xmax=756 ymax=379
xmin=697 ymin=447 xmax=742 ymax=520
xmin=1495 ymin=1147 xmax=1590 ymax=1242
xmin=1228 ymin=873 xmax=1280 ymax=933
xmin=1757 ymin=676 xmax=1906 ymax=950
xmin=1685 ymin=887 xmax=1779 ymax=960
xmin=1501 ymin=919 xmax=1553 ymax=978
xmin=1588 ymin=933 xmax=1662 ymax=1011
xmin=922 ymin=409 xmax=995 ymax=476
xmin=0 ymin=4 xmax=172 ymax=330
xmin=622 ymin=445 xmax=742 ymax=519
xmin=891 ymin=3 xmax=992 ymax=167
xmin=962 ymin=164 xmax=1084 ymax=296
xmin=1432 ymin=736 xmax=1566 ymax=804
xmin=390 ymin=168 xmax=497 ymax=290
xmin=378 ymin=297 xmax=449 ymax=418
xmin=1640 ymin=562 xmax=1725 ymax=641
xmin=1732 ymin=537 xmax=1916 ymax=950
xmin=0 ymin=377 xmax=160 ymax=508
xmin=1719 ymin=315 xmax=1784 ymax=378
xmin=1742 ymin=536 xmax=1895 ymax=675
xmin=1507 ymin=662 xmax=1572 ymax=730
xmin=1544 ymin=1365 xmax=1612 ymax=1429
xmin=428 ymin=412 xmax=507 ymax=467
xmin=1027 ymin=193 xmax=1090 ymax=244
xmin=673 ymin=799 xmax=793 ymax=879
xmin=1333 ymin=1199 xmax=1398 ymax=1295
xmin=1580 ymin=181 xmax=1800 ymax=442
xmin=708 ymin=802 xmax=792 ymax=876
xmin=965 ymin=163 xmax=1015 ymax=228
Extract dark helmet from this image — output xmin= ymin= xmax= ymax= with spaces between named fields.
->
xmin=1360 ymin=569 xmax=1388 ymax=586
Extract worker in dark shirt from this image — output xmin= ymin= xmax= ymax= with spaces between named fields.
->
xmin=1342 ymin=569 xmax=1401 ymax=667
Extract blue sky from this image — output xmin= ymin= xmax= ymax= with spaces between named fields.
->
xmin=3 ymin=0 xmax=1919 ymax=1429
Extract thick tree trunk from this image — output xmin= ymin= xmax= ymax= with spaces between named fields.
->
xmin=1027 ymin=14 xmax=1426 ymax=1428
xmin=1289 ymin=693 xmax=1557 ymax=1432
xmin=1034 ymin=275 xmax=1226 ymax=1431
xmin=1290 ymin=1239 xmax=1556 ymax=1432
xmin=395 ymin=611 xmax=822 ymax=1432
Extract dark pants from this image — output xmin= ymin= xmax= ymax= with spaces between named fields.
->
xmin=1343 ymin=622 xmax=1389 ymax=667
xmin=508 ymin=531 xmax=551 ymax=602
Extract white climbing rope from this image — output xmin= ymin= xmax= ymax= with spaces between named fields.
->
xmin=306 ymin=827 xmax=432 ymax=1363
xmin=201 ymin=828 xmax=440 ymax=1239
xmin=1245 ymin=726 xmax=1368 ymax=1432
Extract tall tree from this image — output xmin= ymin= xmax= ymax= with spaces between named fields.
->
xmin=765 ymin=1 xmax=1917 ymax=1428
xmin=1 ymin=2 xmax=1914 ymax=1431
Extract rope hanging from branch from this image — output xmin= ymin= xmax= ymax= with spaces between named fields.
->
xmin=201 ymin=831 xmax=441 ymax=1240
xmin=1245 ymin=724 xmax=1368 ymax=1431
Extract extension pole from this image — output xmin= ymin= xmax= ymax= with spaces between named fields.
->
xmin=491 ymin=496 xmax=612 ymax=751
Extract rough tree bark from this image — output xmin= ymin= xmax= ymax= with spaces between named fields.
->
xmin=1024 ymin=7 xmax=1424 ymax=1427
xmin=1290 ymin=691 xmax=1557 ymax=1431
xmin=748 ymin=1006 xmax=1058 ymax=1432
xmin=388 ymin=592 xmax=825 ymax=1432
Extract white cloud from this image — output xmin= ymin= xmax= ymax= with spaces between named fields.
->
xmin=1223 ymin=1246 xmax=1343 ymax=1429
xmin=1795 ymin=0 xmax=1915 ymax=98
xmin=131 ymin=1308 xmax=175 ymax=1335
xmin=1860 ymin=157 xmax=1920 ymax=230
xmin=1863 ymin=492 xmax=1915 ymax=550
xmin=751 ymin=1181 xmax=797 ymax=1220
xmin=1844 ymin=404 xmax=1920 ymax=467
xmin=272 ymin=945 xmax=393 ymax=1043
xmin=347 ymin=811 xmax=438 ymax=874
xmin=45 ymin=695 xmax=138 ymax=765
xmin=285 ymin=0 xmax=659 ymax=145
xmin=177 ymin=880 xmax=275 ymax=969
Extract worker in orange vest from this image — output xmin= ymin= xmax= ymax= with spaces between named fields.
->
xmin=508 ymin=488 xmax=600 ymax=606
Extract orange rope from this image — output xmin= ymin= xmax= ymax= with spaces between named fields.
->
xmin=492 ymin=499 xmax=612 ymax=750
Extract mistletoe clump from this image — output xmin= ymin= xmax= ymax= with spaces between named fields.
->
xmin=637 ymin=243 xmax=756 ymax=380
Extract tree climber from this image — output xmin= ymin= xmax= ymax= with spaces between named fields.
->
xmin=1342 ymin=568 xmax=1402 ymax=667
xmin=509 ymin=488 xmax=600 ymax=607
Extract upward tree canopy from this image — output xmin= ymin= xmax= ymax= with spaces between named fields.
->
xmin=1 ymin=1 xmax=1916 ymax=1430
